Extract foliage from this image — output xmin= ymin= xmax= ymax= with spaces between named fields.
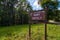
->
xmin=55 ymin=10 xmax=60 ymax=21
xmin=0 ymin=24 xmax=60 ymax=40
xmin=0 ymin=0 xmax=32 ymax=26
xmin=39 ymin=0 xmax=59 ymax=21
xmin=39 ymin=0 xmax=49 ymax=5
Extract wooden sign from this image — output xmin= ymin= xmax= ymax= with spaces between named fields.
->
xmin=30 ymin=10 xmax=45 ymax=20
xmin=29 ymin=10 xmax=47 ymax=40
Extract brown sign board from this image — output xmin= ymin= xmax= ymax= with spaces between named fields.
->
xmin=29 ymin=10 xmax=47 ymax=40
xmin=30 ymin=10 xmax=45 ymax=20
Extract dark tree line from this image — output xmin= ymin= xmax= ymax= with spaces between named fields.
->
xmin=42 ymin=0 xmax=60 ymax=21
xmin=0 ymin=0 xmax=32 ymax=26
xmin=0 ymin=0 xmax=60 ymax=26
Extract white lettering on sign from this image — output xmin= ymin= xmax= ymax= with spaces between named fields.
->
xmin=32 ymin=17 xmax=40 ymax=20
xmin=30 ymin=11 xmax=45 ymax=20
xmin=33 ymin=13 xmax=40 ymax=16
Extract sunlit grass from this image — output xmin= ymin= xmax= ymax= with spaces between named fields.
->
xmin=0 ymin=24 xmax=60 ymax=40
xmin=47 ymin=24 xmax=60 ymax=40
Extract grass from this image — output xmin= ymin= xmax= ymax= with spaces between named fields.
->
xmin=0 ymin=24 xmax=60 ymax=40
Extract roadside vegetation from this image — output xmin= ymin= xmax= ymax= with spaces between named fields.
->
xmin=0 ymin=24 xmax=60 ymax=40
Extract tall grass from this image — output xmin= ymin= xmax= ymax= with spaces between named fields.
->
xmin=0 ymin=24 xmax=60 ymax=40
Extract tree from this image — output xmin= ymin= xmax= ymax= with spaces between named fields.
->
xmin=39 ymin=0 xmax=58 ymax=21
xmin=39 ymin=0 xmax=49 ymax=5
xmin=0 ymin=0 xmax=18 ymax=25
xmin=0 ymin=0 xmax=32 ymax=26
xmin=17 ymin=1 xmax=32 ymax=24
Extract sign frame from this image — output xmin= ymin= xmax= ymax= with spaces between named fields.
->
xmin=29 ymin=10 xmax=47 ymax=40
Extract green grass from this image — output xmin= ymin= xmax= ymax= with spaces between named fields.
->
xmin=0 ymin=24 xmax=60 ymax=40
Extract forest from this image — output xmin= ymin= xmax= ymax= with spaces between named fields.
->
xmin=0 ymin=0 xmax=60 ymax=26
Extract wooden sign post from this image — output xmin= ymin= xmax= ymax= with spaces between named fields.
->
xmin=27 ymin=8 xmax=32 ymax=40
xmin=45 ymin=20 xmax=47 ymax=40
xmin=29 ymin=10 xmax=47 ymax=40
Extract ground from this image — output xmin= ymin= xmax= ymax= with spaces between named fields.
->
xmin=0 ymin=24 xmax=60 ymax=40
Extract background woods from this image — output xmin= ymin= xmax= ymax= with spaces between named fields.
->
xmin=0 ymin=0 xmax=32 ymax=26
xmin=0 ymin=0 xmax=60 ymax=26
